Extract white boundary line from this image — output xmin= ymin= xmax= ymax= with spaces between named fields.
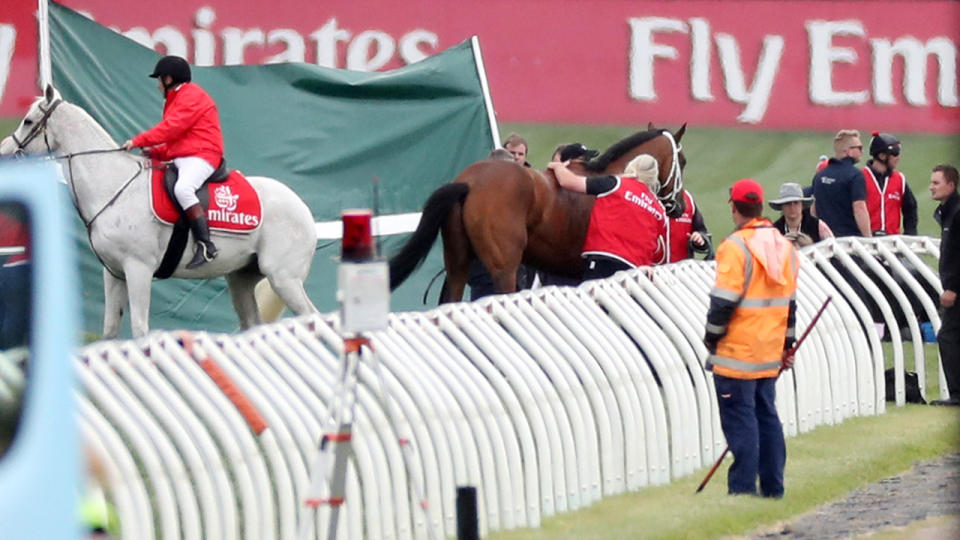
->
xmin=315 ymin=212 xmax=422 ymax=240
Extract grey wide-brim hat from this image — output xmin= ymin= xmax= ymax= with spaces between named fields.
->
xmin=769 ymin=182 xmax=814 ymax=210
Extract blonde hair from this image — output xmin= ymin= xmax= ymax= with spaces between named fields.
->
xmin=624 ymin=154 xmax=659 ymax=190
xmin=833 ymin=129 xmax=860 ymax=156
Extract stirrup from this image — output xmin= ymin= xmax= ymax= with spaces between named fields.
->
xmin=186 ymin=241 xmax=218 ymax=269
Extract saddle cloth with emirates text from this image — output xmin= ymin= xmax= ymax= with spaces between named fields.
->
xmin=150 ymin=164 xmax=262 ymax=233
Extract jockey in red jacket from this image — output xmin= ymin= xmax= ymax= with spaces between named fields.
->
xmin=123 ymin=55 xmax=224 ymax=269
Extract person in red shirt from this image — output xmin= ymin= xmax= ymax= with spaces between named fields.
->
xmin=548 ymin=153 xmax=667 ymax=280
xmin=862 ymin=132 xmax=917 ymax=236
xmin=667 ymin=189 xmax=710 ymax=262
xmin=123 ymin=55 xmax=225 ymax=269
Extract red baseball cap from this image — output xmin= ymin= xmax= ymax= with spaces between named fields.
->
xmin=729 ymin=179 xmax=764 ymax=204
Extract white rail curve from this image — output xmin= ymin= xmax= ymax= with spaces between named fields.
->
xmin=71 ymin=235 xmax=943 ymax=539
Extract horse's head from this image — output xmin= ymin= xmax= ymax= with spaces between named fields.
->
xmin=587 ymin=123 xmax=687 ymax=218
xmin=652 ymin=123 xmax=686 ymax=218
xmin=0 ymin=84 xmax=65 ymax=157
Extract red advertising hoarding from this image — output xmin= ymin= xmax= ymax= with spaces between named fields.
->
xmin=1 ymin=0 xmax=958 ymax=132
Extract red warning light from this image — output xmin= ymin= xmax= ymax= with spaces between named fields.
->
xmin=341 ymin=209 xmax=374 ymax=262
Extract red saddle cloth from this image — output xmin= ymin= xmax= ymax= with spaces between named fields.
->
xmin=150 ymin=163 xmax=262 ymax=233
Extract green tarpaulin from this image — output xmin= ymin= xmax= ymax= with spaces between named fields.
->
xmin=48 ymin=1 xmax=496 ymax=335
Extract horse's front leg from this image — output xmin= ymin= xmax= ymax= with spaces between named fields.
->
xmin=226 ymin=271 xmax=264 ymax=329
xmin=123 ymin=260 xmax=154 ymax=338
xmin=102 ymin=268 xmax=128 ymax=339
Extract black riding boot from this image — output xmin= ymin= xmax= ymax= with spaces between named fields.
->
xmin=184 ymin=204 xmax=218 ymax=269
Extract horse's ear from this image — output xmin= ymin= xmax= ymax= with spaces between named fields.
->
xmin=647 ymin=121 xmax=656 ymax=131
xmin=674 ymin=123 xmax=687 ymax=143
xmin=44 ymin=83 xmax=59 ymax=104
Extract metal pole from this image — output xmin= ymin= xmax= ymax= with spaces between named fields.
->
xmin=456 ymin=486 xmax=479 ymax=540
xmin=37 ymin=0 xmax=52 ymax=89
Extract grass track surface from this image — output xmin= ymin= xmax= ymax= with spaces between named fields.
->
xmin=488 ymin=407 xmax=959 ymax=540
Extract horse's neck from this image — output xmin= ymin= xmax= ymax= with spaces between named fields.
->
xmin=54 ymin=105 xmax=147 ymax=218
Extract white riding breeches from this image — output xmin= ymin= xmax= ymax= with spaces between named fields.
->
xmin=173 ymin=156 xmax=215 ymax=209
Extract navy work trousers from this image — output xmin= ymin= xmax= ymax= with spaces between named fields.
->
xmin=713 ymin=374 xmax=785 ymax=497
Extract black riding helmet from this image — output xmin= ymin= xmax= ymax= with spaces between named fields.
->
xmin=558 ymin=142 xmax=600 ymax=162
xmin=149 ymin=56 xmax=191 ymax=84
xmin=869 ymin=131 xmax=901 ymax=157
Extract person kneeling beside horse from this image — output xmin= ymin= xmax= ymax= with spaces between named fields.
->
xmin=547 ymin=153 xmax=667 ymax=280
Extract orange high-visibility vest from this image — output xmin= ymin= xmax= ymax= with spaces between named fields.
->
xmin=707 ymin=219 xmax=799 ymax=379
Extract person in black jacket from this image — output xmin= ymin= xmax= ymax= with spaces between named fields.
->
xmin=811 ymin=130 xmax=872 ymax=237
xmin=769 ymin=182 xmax=834 ymax=247
xmin=930 ymin=164 xmax=960 ymax=406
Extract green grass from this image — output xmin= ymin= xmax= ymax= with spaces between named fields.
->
xmin=488 ymin=406 xmax=959 ymax=540
xmin=0 ymin=118 xmax=16 ymax=139
xmin=501 ymin=123 xmax=960 ymax=240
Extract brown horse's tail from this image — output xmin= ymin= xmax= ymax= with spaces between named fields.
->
xmin=389 ymin=182 xmax=469 ymax=291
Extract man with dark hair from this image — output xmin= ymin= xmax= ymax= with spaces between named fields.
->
xmin=811 ymin=129 xmax=872 ymax=237
xmin=930 ymin=163 xmax=960 ymax=406
xmin=704 ymin=178 xmax=799 ymax=497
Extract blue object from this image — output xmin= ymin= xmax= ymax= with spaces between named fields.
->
xmin=921 ymin=321 xmax=937 ymax=343
xmin=0 ymin=160 xmax=82 ymax=540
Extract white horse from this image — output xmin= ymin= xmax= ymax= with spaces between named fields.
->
xmin=0 ymin=85 xmax=318 ymax=338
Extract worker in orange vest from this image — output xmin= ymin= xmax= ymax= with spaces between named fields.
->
xmin=704 ymin=179 xmax=799 ymax=498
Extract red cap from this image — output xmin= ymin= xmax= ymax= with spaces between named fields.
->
xmin=729 ymin=179 xmax=764 ymax=204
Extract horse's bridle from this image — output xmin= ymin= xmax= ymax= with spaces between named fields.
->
xmin=11 ymin=98 xmax=62 ymax=155
xmin=9 ymin=98 xmax=142 ymax=231
xmin=657 ymin=130 xmax=684 ymax=215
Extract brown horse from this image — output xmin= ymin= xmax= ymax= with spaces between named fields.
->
xmin=389 ymin=125 xmax=687 ymax=302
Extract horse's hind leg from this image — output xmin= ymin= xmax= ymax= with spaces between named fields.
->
xmin=440 ymin=197 xmax=470 ymax=302
xmin=102 ymin=268 xmax=127 ymax=339
xmin=266 ymin=273 xmax=318 ymax=316
xmin=226 ymin=271 xmax=264 ymax=329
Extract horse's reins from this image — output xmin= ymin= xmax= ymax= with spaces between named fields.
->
xmin=11 ymin=98 xmax=149 ymax=279
xmin=11 ymin=98 xmax=145 ymax=230
xmin=10 ymin=98 xmax=62 ymax=154
xmin=658 ymin=130 xmax=684 ymax=214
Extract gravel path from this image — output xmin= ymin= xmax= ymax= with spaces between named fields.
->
xmin=747 ymin=453 xmax=960 ymax=539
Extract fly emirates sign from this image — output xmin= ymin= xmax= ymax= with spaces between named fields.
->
xmin=2 ymin=1 xmax=957 ymax=132
xmin=627 ymin=16 xmax=957 ymax=125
